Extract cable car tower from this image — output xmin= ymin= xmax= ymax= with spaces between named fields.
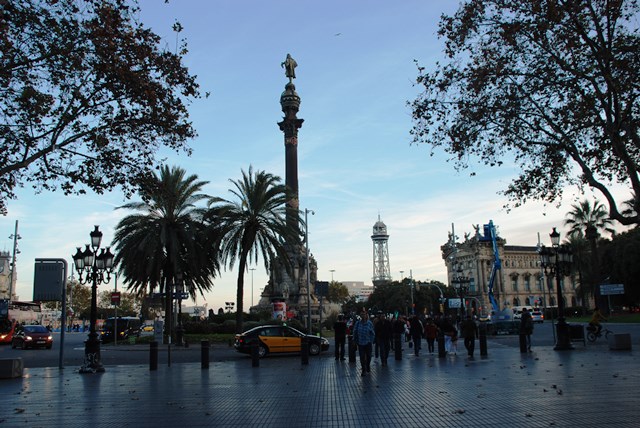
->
xmin=371 ymin=215 xmax=391 ymax=287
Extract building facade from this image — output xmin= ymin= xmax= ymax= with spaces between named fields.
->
xmin=442 ymin=224 xmax=580 ymax=315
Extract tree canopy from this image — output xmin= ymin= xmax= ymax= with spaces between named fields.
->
xmin=0 ymin=0 xmax=200 ymax=215
xmin=411 ymin=0 xmax=640 ymax=226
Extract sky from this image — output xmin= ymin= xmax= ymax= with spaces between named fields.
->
xmin=0 ymin=0 xmax=628 ymax=315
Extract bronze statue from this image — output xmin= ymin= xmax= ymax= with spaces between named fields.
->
xmin=282 ymin=53 xmax=297 ymax=82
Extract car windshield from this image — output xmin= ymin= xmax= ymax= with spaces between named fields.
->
xmin=24 ymin=325 xmax=47 ymax=333
xmin=287 ymin=326 xmax=305 ymax=336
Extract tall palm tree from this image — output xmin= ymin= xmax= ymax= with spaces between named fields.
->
xmin=564 ymin=199 xmax=615 ymax=239
xmin=207 ymin=166 xmax=299 ymax=333
xmin=112 ymin=165 xmax=220 ymax=338
xmin=564 ymin=199 xmax=615 ymax=305
xmin=564 ymin=233 xmax=590 ymax=306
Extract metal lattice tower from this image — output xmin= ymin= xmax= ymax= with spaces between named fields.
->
xmin=371 ymin=215 xmax=391 ymax=286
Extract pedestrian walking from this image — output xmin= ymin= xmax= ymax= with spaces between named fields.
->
xmin=520 ymin=307 xmax=534 ymax=351
xmin=424 ymin=318 xmax=438 ymax=353
xmin=333 ymin=314 xmax=347 ymax=360
xmin=409 ymin=315 xmax=424 ymax=356
xmin=460 ymin=315 xmax=478 ymax=358
xmin=441 ymin=317 xmax=456 ymax=354
xmin=375 ymin=313 xmax=393 ymax=366
xmin=353 ymin=311 xmax=375 ymax=376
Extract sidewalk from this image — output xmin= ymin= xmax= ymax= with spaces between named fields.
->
xmin=1 ymin=343 xmax=638 ymax=427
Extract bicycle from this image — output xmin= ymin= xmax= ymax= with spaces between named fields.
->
xmin=586 ymin=324 xmax=613 ymax=342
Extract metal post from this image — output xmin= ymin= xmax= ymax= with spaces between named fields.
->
xmin=479 ymin=322 xmax=488 ymax=356
xmin=305 ymin=208 xmax=314 ymax=334
xmin=8 ymin=220 xmax=19 ymax=300
xmin=438 ymin=329 xmax=446 ymax=358
xmin=394 ymin=333 xmax=402 ymax=360
xmin=301 ymin=336 xmax=309 ymax=365
xmin=201 ymin=340 xmax=209 ymax=369
xmin=150 ymin=341 xmax=158 ymax=370
xmin=251 ymin=343 xmax=260 ymax=367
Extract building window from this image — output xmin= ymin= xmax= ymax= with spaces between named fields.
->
xmin=537 ymin=277 xmax=543 ymax=291
xmin=524 ymin=277 xmax=531 ymax=292
xmin=511 ymin=276 xmax=518 ymax=292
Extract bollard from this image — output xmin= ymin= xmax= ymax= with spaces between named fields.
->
xmin=201 ymin=340 xmax=210 ymax=369
xmin=438 ymin=330 xmax=446 ymax=358
xmin=149 ymin=341 xmax=158 ymax=371
xmin=301 ymin=337 xmax=309 ymax=365
xmin=394 ymin=333 xmax=402 ymax=361
xmin=479 ymin=323 xmax=488 ymax=356
xmin=251 ymin=343 xmax=260 ymax=367
xmin=348 ymin=337 xmax=356 ymax=363
xmin=519 ymin=334 xmax=527 ymax=353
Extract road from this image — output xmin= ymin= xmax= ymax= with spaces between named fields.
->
xmin=2 ymin=321 xmax=638 ymax=369
xmin=0 ymin=331 xmax=246 ymax=369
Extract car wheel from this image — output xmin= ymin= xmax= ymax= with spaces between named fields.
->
xmin=258 ymin=344 xmax=268 ymax=358
xmin=46 ymin=345 xmax=52 ymax=349
xmin=309 ymin=343 xmax=321 ymax=356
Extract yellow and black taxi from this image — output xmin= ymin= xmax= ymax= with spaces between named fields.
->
xmin=234 ymin=324 xmax=329 ymax=358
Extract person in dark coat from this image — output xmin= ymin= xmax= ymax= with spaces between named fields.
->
xmin=333 ymin=314 xmax=347 ymax=360
xmin=460 ymin=315 xmax=478 ymax=358
xmin=375 ymin=314 xmax=393 ymax=366
xmin=409 ymin=315 xmax=424 ymax=356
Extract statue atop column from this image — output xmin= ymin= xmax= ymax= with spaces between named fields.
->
xmin=281 ymin=53 xmax=297 ymax=82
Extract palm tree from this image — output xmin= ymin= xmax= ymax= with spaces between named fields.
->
xmin=564 ymin=199 xmax=615 ymax=239
xmin=564 ymin=199 xmax=615 ymax=305
xmin=207 ymin=166 xmax=299 ymax=333
xmin=564 ymin=233 xmax=590 ymax=307
xmin=112 ymin=165 xmax=220 ymax=339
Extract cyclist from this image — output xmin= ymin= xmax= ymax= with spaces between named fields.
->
xmin=589 ymin=307 xmax=607 ymax=335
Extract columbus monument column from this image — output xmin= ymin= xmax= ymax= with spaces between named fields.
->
xmin=257 ymin=54 xmax=318 ymax=317
xmin=278 ymin=53 xmax=304 ymax=235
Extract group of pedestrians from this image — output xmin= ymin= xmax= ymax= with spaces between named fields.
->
xmin=334 ymin=311 xmax=487 ymax=376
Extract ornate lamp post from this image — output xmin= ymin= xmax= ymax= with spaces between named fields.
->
xmin=225 ymin=301 xmax=235 ymax=313
xmin=73 ymin=226 xmax=114 ymax=373
xmin=452 ymin=264 xmax=470 ymax=319
xmin=539 ymin=227 xmax=574 ymax=351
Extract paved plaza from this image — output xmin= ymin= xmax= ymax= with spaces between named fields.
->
xmin=0 ymin=340 xmax=638 ymax=427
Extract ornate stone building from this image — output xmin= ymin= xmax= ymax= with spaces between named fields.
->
xmin=0 ymin=250 xmax=11 ymax=299
xmin=442 ymin=223 xmax=579 ymax=315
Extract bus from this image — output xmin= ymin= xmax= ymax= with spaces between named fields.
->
xmin=0 ymin=300 xmax=44 ymax=344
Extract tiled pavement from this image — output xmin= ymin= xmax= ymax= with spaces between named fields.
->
xmin=0 ymin=341 xmax=638 ymax=428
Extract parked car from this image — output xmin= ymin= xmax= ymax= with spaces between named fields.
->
xmin=100 ymin=317 xmax=142 ymax=343
xmin=530 ymin=309 xmax=544 ymax=323
xmin=11 ymin=325 xmax=53 ymax=349
xmin=234 ymin=324 xmax=330 ymax=358
xmin=141 ymin=323 xmax=154 ymax=333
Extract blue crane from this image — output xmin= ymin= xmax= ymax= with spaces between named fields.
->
xmin=480 ymin=220 xmax=501 ymax=313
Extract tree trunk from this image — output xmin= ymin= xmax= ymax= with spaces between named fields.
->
xmin=235 ymin=250 xmax=248 ymax=334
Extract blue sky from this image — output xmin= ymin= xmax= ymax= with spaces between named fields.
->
xmin=0 ymin=0 xmax=623 ymax=314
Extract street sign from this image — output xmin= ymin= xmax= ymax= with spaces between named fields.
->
xmin=152 ymin=292 xmax=189 ymax=299
xmin=600 ymin=284 xmax=624 ymax=296
xmin=33 ymin=259 xmax=67 ymax=301
xmin=315 ymin=281 xmax=329 ymax=297
xmin=111 ymin=292 xmax=121 ymax=306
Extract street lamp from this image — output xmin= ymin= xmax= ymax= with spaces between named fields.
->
xmin=72 ymin=225 xmax=114 ymax=373
xmin=452 ymin=263 xmax=470 ymax=319
xmin=539 ymin=227 xmax=574 ymax=351
xmin=225 ymin=301 xmax=235 ymax=313
xmin=250 ymin=268 xmax=256 ymax=308
xmin=304 ymin=208 xmax=314 ymax=334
